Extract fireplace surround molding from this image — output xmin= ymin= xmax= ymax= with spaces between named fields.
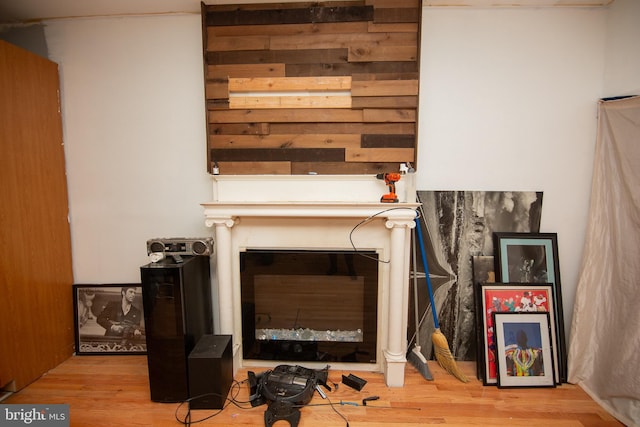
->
xmin=202 ymin=175 xmax=418 ymax=387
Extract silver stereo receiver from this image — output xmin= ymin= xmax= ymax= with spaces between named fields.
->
xmin=146 ymin=237 xmax=213 ymax=256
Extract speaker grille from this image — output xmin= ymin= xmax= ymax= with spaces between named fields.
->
xmin=149 ymin=241 xmax=165 ymax=253
xmin=192 ymin=241 xmax=207 ymax=255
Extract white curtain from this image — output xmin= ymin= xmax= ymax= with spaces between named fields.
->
xmin=568 ymin=96 xmax=640 ymax=427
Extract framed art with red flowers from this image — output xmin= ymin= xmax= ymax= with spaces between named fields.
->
xmin=476 ymin=283 xmax=558 ymax=385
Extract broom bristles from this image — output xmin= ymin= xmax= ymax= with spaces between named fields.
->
xmin=432 ymin=328 xmax=469 ymax=383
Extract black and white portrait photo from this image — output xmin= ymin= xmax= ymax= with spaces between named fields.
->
xmin=73 ymin=284 xmax=147 ymax=355
xmin=413 ymin=191 xmax=543 ymax=362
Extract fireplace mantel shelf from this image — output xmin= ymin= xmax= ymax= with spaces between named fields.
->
xmin=202 ymin=201 xmax=421 ymax=220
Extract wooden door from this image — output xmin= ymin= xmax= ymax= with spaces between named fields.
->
xmin=0 ymin=41 xmax=74 ymax=391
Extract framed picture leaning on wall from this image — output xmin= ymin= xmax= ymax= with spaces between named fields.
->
xmin=476 ymin=283 xmax=559 ymax=385
xmin=472 ymin=255 xmax=495 ymax=381
xmin=73 ymin=284 xmax=146 ymax=355
xmin=493 ymin=232 xmax=566 ymax=382
xmin=493 ymin=311 xmax=556 ymax=388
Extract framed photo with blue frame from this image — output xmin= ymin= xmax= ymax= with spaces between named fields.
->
xmin=493 ymin=232 xmax=566 ymax=382
xmin=493 ymin=311 xmax=556 ymax=388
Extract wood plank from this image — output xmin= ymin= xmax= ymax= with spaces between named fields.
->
xmin=269 ymin=32 xmax=417 ymax=50
xmin=6 ymin=356 xmax=622 ymax=427
xmin=206 ymin=99 xmax=230 ymax=110
xmin=348 ymin=44 xmax=417 ymax=62
xmin=367 ymin=22 xmax=419 ymax=33
xmin=363 ymin=108 xmax=416 ymax=122
xmin=352 ymin=79 xmax=419 ymax=96
xmin=270 ymin=122 xmax=415 ymax=134
xmin=373 ymin=7 xmax=421 ymax=23
xmin=205 ymin=2 xmax=369 ymax=13
xmin=352 ymin=95 xmax=418 ymax=108
xmin=209 ymin=123 xmax=270 ymax=135
xmin=207 ymin=35 xmax=270 ymax=52
xmin=229 ymin=76 xmax=352 ymax=92
xmin=291 ymin=161 xmax=401 ymax=174
xmin=210 ymin=108 xmax=364 ymax=123
xmin=229 ymin=95 xmax=352 ymax=109
xmin=368 ymin=0 xmax=421 ymax=8
xmin=205 ymin=79 xmax=229 ymax=99
xmin=346 ymin=147 xmax=414 ymax=162
xmin=286 ymin=61 xmax=419 ymax=77
xmin=206 ymin=5 xmax=374 ymax=26
xmin=208 ymin=21 xmax=369 ymax=38
xmin=362 ymin=134 xmax=416 ymax=148
xmin=214 ymin=161 xmax=291 ymax=174
xmin=208 ymin=64 xmax=286 ymax=79
xmin=212 ymin=148 xmax=345 ymax=162
xmin=351 ymin=72 xmax=420 ymax=80
xmin=210 ymin=134 xmax=361 ymax=149
xmin=207 ymin=48 xmax=349 ymax=65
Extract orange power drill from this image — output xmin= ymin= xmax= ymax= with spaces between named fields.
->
xmin=376 ymin=173 xmax=401 ymax=203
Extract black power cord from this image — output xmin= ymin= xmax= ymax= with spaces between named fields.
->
xmin=295 ymin=393 xmax=350 ymax=427
xmin=174 ymin=379 xmax=252 ymax=426
xmin=349 ymin=207 xmax=420 ymax=264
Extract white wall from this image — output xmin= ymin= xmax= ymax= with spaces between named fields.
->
xmin=603 ymin=0 xmax=640 ymax=96
xmin=418 ymin=6 xmax=609 ymax=342
xmin=42 ymin=3 xmax=638 ymax=342
xmin=45 ymin=14 xmax=211 ymax=283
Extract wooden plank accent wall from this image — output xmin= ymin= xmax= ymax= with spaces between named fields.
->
xmin=202 ymin=0 xmax=422 ymax=175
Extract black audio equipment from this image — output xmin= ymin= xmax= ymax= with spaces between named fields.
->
xmin=248 ymin=365 xmax=329 ymax=427
xmin=141 ymin=255 xmax=213 ymax=403
xmin=188 ymin=335 xmax=233 ymax=409
xmin=146 ymin=237 xmax=213 ymax=256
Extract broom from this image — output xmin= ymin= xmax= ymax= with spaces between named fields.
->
xmin=414 ymin=215 xmax=469 ymax=383
xmin=406 ymin=226 xmax=433 ymax=381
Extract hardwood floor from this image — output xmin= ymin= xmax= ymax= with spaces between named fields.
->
xmin=3 ymin=356 xmax=622 ymax=426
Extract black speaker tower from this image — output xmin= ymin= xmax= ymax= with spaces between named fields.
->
xmin=141 ymin=255 xmax=213 ymax=403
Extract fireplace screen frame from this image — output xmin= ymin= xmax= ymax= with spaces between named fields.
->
xmin=240 ymin=249 xmax=379 ymax=364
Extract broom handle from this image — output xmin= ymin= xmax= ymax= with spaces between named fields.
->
xmin=414 ymin=217 xmax=440 ymax=330
xmin=411 ymin=227 xmax=421 ymax=347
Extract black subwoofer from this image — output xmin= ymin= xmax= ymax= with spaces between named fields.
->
xmin=188 ymin=335 xmax=233 ymax=409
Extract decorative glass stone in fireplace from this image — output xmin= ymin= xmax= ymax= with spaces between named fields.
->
xmin=240 ymin=249 xmax=379 ymax=363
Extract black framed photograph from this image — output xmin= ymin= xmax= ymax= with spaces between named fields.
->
xmin=493 ymin=312 xmax=555 ymax=388
xmin=73 ymin=284 xmax=146 ymax=355
xmin=493 ymin=232 xmax=566 ymax=382
xmin=476 ymin=283 xmax=559 ymax=385
xmin=471 ymin=255 xmax=495 ymax=381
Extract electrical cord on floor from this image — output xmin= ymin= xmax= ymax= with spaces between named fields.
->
xmin=296 ymin=393 xmax=350 ymax=427
xmin=174 ymin=379 xmax=252 ymax=426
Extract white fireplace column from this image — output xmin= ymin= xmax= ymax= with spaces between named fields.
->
xmin=383 ymin=216 xmax=415 ymax=387
xmin=204 ymin=216 xmax=237 ymax=336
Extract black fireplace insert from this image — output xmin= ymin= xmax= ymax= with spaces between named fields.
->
xmin=240 ymin=249 xmax=379 ymax=363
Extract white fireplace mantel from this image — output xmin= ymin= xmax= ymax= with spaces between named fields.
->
xmin=203 ymin=200 xmax=419 ymax=387
xmin=202 ymin=174 xmax=418 ymax=387
xmin=203 ymin=201 xmax=419 ymax=221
